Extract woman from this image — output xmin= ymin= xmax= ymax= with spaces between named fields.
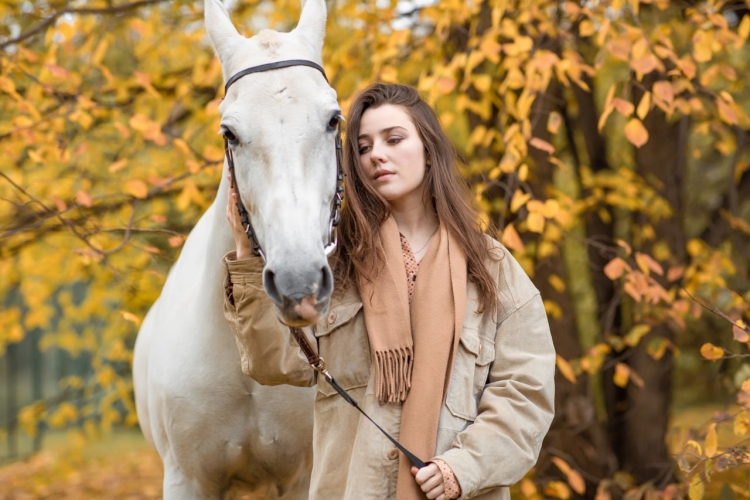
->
xmin=222 ymin=83 xmax=555 ymax=499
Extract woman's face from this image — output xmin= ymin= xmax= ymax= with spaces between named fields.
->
xmin=357 ymin=104 xmax=428 ymax=209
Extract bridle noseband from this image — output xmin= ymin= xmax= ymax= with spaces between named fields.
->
xmin=223 ymin=59 xmax=344 ymax=262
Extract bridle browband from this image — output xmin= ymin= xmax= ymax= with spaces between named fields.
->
xmin=220 ymin=59 xmax=425 ymax=470
xmin=223 ymin=59 xmax=344 ymax=262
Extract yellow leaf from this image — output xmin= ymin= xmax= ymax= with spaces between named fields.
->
xmin=542 ymin=199 xmax=560 ymax=218
xmin=739 ymin=15 xmax=750 ymax=40
xmin=526 ymin=212 xmax=545 ymax=233
xmin=624 ymin=118 xmax=649 ymax=148
xmin=125 ymin=179 xmax=149 ymax=199
xmin=705 ymin=422 xmax=718 ymax=457
xmin=692 ymin=31 xmax=712 ymax=63
xmin=716 ymin=98 xmax=738 ymax=126
xmin=547 ymin=112 xmax=562 ymax=134
xmin=473 ymin=74 xmax=492 ymax=93
xmin=549 ymin=274 xmax=566 ymax=293
xmin=635 ymin=252 xmax=663 ymax=275
xmin=614 ymin=363 xmax=630 ymax=387
xmin=556 ymin=355 xmax=577 ymax=383
xmin=636 ymin=92 xmax=651 ymax=120
xmin=379 ymin=66 xmax=398 ymax=83
xmin=579 ymin=20 xmax=595 ymax=37
xmin=688 ymin=473 xmax=704 ymax=500
xmin=120 ymin=310 xmax=142 ymax=326
xmin=545 ymin=480 xmax=571 ymax=499
xmin=510 ymin=190 xmax=531 ymax=213
xmin=686 ymin=439 xmax=703 ymax=456
xmin=734 ymin=411 xmax=750 ymax=436
xmin=625 ymin=325 xmax=651 ymax=347
xmin=700 ymin=343 xmax=724 ymax=361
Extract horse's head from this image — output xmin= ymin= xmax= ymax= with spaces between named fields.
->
xmin=205 ymin=0 xmax=340 ymax=326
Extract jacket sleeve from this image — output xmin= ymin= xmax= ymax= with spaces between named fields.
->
xmin=436 ymin=292 xmax=556 ymax=498
xmin=222 ymin=251 xmax=315 ymax=387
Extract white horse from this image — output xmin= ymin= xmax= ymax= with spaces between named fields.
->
xmin=133 ymin=0 xmax=339 ymax=497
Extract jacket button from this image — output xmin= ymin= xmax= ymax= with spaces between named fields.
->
xmin=387 ymin=448 xmax=399 ymax=460
xmin=328 ymin=311 xmax=337 ymax=324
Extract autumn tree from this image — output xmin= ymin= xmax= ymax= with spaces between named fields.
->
xmin=1 ymin=0 xmax=749 ymax=498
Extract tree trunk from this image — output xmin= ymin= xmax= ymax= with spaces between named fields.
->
xmin=619 ymin=80 xmax=686 ymax=486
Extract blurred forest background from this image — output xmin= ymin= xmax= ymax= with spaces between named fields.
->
xmin=1 ymin=0 xmax=749 ymax=498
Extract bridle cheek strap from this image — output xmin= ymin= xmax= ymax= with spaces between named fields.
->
xmin=223 ymin=59 xmax=342 ymax=262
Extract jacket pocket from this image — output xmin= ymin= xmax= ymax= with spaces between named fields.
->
xmin=445 ymin=328 xmax=496 ymax=421
xmin=313 ymin=301 xmax=370 ymax=401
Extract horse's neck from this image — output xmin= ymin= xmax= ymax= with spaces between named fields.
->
xmin=167 ymin=163 xmax=234 ymax=294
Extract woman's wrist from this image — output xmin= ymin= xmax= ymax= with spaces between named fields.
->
xmin=236 ymin=245 xmax=253 ymax=260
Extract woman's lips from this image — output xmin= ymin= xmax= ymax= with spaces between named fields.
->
xmin=374 ymin=171 xmax=394 ymax=181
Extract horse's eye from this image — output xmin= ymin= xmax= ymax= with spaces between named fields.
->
xmin=223 ymin=129 xmax=237 ymax=144
xmin=327 ymin=114 xmax=342 ymax=131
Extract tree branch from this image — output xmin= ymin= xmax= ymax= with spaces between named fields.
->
xmin=0 ymin=0 xmax=171 ymax=51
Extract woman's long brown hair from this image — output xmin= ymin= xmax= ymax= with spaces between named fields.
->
xmin=334 ymin=83 xmax=499 ymax=314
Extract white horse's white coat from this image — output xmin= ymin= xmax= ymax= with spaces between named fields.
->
xmin=133 ymin=1 xmax=338 ymax=497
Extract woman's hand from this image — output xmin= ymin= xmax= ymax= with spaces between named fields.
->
xmin=411 ymin=464 xmax=446 ymax=500
xmin=226 ymin=172 xmax=254 ymax=260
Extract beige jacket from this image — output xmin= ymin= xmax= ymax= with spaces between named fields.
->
xmin=222 ymin=238 xmax=555 ymax=499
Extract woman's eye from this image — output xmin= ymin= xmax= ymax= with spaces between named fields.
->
xmin=358 ymin=145 xmax=370 ymax=154
xmin=387 ymin=137 xmax=402 ymax=145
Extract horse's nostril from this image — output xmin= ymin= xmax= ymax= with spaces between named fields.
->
xmin=317 ymin=265 xmax=334 ymax=302
xmin=263 ymin=268 xmax=282 ymax=305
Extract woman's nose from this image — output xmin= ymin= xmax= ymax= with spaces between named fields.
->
xmin=369 ymin=141 xmax=387 ymax=163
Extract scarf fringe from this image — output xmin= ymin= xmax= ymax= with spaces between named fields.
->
xmin=374 ymin=347 xmax=414 ymax=403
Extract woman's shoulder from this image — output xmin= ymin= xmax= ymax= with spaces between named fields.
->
xmin=480 ymin=234 xmax=540 ymax=321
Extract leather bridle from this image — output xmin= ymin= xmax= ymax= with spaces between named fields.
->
xmin=221 ymin=59 xmax=425 ymax=470
xmin=223 ymin=59 xmax=344 ymax=263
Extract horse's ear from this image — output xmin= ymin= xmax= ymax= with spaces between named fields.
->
xmin=294 ymin=0 xmax=327 ymax=58
xmin=205 ymin=0 xmax=242 ymax=64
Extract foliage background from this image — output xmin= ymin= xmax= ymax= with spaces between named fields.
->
xmin=1 ymin=0 xmax=750 ymax=498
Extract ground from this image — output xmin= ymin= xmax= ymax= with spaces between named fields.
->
xmin=1 ymin=406 xmax=749 ymax=498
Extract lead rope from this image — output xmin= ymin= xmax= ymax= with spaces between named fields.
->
xmin=288 ymin=327 xmax=426 ymax=469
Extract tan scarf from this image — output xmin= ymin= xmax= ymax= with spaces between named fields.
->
xmin=358 ymin=215 xmax=467 ymax=500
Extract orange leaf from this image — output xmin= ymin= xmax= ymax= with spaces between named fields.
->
xmin=125 ymin=179 xmax=149 ymax=199
xmin=168 ymin=236 xmax=185 ymax=248
xmin=652 ymin=81 xmax=674 ymax=106
xmin=556 ymin=355 xmax=577 ymax=383
xmin=624 ymin=118 xmax=649 ymax=148
xmin=666 ymin=266 xmax=684 ymax=282
xmin=604 ymin=257 xmax=631 ymax=280
xmin=733 ymin=320 xmax=749 ymax=342
xmin=75 ymin=190 xmax=93 ymax=208
xmin=700 ymin=343 xmax=724 ymax=361
xmin=501 ymin=223 xmax=524 ymax=251
xmin=529 ymin=137 xmax=555 ymax=155
xmin=613 ymin=98 xmax=634 ymax=117
xmin=552 ymin=457 xmax=586 ymax=494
